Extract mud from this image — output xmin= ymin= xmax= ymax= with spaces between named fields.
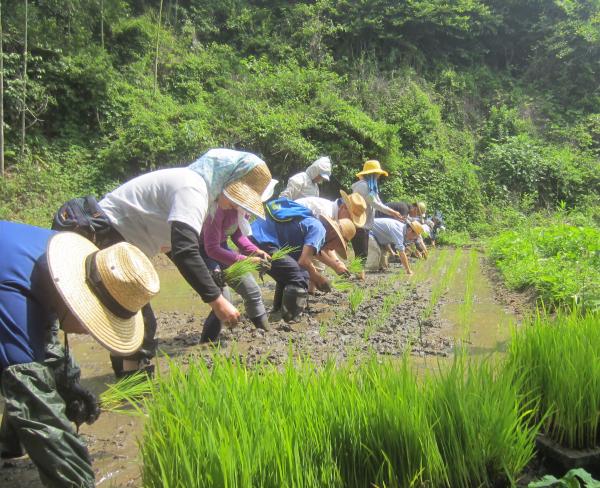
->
xmin=1 ymin=248 xmax=524 ymax=487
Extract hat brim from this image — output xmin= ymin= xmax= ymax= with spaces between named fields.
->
xmin=223 ymin=184 xmax=266 ymax=219
xmin=320 ymin=173 xmax=330 ymax=181
xmin=319 ymin=215 xmax=348 ymax=260
xmin=47 ymin=233 xmax=144 ymax=356
xmin=339 ymin=190 xmax=367 ymax=228
xmin=408 ymin=221 xmax=424 ymax=235
xmin=356 ymin=169 xmax=388 ymax=177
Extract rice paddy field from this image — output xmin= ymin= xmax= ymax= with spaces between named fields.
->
xmin=2 ymin=247 xmax=599 ymax=487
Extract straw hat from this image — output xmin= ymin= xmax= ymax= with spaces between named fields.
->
xmin=319 ymin=215 xmax=356 ymax=260
xmin=356 ymin=159 xmax=389 ymax=178
xmin=408 ymin=220 xmax=424 ymax=236
xmin=340 ymin=190 xmax=367 ymax=228
xmin=223 ymin=162 xmax=273 ymax=219
xmin=416 ymin=202 xmax=427 ymax=216
xmin=47 ymin=233 xmax=160 ymax=356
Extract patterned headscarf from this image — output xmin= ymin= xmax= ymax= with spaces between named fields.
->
xmin=188 ymin=148 xmax=265 ymax=205
xmin=365 ymin=174 xmax=380 ymax=195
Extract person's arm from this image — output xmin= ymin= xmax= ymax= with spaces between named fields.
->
xmin=316 ymin=249 xmax=348 ymax=275
xmin=171 ymin=221 xmax=240 ymax=323
xmin=370 ymin=192 xmax=403 ymax=220
xmin=279 ymin=174 xmax=301 ymax=200
xmin=398 ymin=250 xmax=412 ymax=275
xmin=297 ymin=245 xmax=329 ymax=289
xmin=231 ymin=229 xmax=270 ymax=260
xmin=203 ymin=216 xmax=244 ymax=267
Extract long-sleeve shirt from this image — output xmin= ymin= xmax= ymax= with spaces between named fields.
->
xmin=351 ymin=179 xmax=396 ymax=230
xmin=202 ymin=208 xmax=259 ymax=266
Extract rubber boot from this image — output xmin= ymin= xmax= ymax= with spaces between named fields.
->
xmin=281 ymin=285 xmax=309 ymax=322
xmin=250 ymin=313 xmax=270 ymax=332
xmin=200 ymin=311 xmax=222 ymax=343
xmin=272 ymin=283 xmax=284 ymax=312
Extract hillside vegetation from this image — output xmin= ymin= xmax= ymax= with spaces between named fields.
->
xmin=1 ymin=0 xmax=599 ymax=228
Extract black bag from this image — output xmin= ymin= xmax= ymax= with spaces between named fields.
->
xmin=52 ymin=196 xmax=113 ymax=245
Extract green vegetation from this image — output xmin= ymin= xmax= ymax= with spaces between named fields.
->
xmin=507 ymin=311 xmax=600 ymax=450
xmin=139 ymin=353 xmax=538 ymax=487
xmin=529 ymin=468 xmax=600 ymax=488
xmin=0 ymin=1 xmax=598 ymax=231
xmin=100 ymin=372 xmax=153 ymax=414
xmin=489 ymin=222 xmax=600 ymax=310
xmin=347 ymin=287 xmax=365 ymax=315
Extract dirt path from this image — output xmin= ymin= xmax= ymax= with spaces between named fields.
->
xmin=1 ymin=248 xmax=522 ymax=487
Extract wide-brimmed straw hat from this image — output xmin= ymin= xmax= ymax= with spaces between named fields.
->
xmin=340 ymin=190 xmax=367 ymax=228
xmin=408 ymin=220 xmax=424 ymax=236
xmin=356 ymin=159 xmax=389 ymax=178
xmin=414 ymin=202 xmax=427 ymax=216
xmin=47 ymin=233 xmax=160 ymax=356
xmin=224 ymin=162 xmax=272 ymax=219
xmin=319 ymin=215 xmax=356 ymax=260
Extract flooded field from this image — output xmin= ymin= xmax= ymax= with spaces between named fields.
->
xmin=1 ymin=248 xmax=528 ymax=487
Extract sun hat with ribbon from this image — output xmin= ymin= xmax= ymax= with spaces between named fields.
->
xmin=319 ymin=215 xmax=356 ymax=260
xmin=356 ymin=159 xmax=389 ymax=178
xmin=47 ymin=233 xmax=160 ymax=356
xmin=339 ymin=190 xmax=367 ymax=228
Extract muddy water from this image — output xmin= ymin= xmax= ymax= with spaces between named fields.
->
xmin=1 ymin=248 xmax=522 ymax=487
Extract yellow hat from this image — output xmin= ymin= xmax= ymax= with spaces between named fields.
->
xmin=356 ymin=160 xmax=389 ymax=178
xmin=408 ymin=220 xmax=424 ymax=235
xmin=47 ymin=234 xmax=160 ymax=356
xmin=339 ymin=190 xmax=367 ymax=228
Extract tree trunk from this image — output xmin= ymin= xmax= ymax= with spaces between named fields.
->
xmin=100 ymin=0 xmax=104 ymax=49
xmin=0 ymin=0 xmax=4 ymax=177
xmin=20 ymin=0 xmax=28 ymax=163
xmin=153 ymin=0 xmax=163 ymax=95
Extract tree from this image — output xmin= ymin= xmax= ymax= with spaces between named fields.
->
xmin=20 ymin=0 xmax=27 ymax=162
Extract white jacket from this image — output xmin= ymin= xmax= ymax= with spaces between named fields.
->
xmin=280 ymin=157 xmax=332 ymax=200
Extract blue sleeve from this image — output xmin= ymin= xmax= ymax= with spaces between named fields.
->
xmin=301 ymin=218 xmax=326 ymax=253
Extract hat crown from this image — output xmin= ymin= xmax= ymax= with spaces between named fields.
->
xmin=241 ymin=163 xmax=271 ymax=194
xmin=96 ymin=243 xmax=160 ymax=313
xmin=338 ymin=218 xmax=357 ymax=241
xmin=362 ymin=160 xmax=382 ymax=172
xmin=348 ymin=193 xmax=367 ymax=215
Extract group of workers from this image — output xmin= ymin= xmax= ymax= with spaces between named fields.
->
xmin=0 ymin=148 xmax=439 ymax=487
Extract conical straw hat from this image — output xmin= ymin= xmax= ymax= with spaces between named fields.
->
xmin=47 ymin=233 xmax=160 ymax=356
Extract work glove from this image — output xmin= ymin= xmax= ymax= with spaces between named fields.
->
xmin=60 ymin=382 xmax=101 ymax=430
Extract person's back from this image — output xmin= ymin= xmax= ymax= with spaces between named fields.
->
xmin=280 ymin=157 xmax=332 ymax=200
xmin=99 ymin=167 xmax=209 ymax=257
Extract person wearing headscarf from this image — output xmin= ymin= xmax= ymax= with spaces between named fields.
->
xmin=198 ymin=180 xmax=278 ymax=340
xmin=351 ymin=160 xmax=403 ymax=274
xmin=279 ymin=156 xmax=332 ymax=200
xmin=0 ymin=221 xmax=159 ymax=487
xmin=53 ymin=148 xmax=272 ymax=377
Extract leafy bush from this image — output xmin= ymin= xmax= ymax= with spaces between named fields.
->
xmin=489 ymin=223 xmax=600 ymax=310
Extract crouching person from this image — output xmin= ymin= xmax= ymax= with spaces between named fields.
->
xmin=250 ymin=200 xmax=356 ymax=322
xmin=0 ymin=221 xmax=159 ymax=487
xmin=370 ymin=218 xmax=424 ymax=275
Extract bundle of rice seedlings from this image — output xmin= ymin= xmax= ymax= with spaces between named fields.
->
xmin=270 ymin=245 xmax=298 ymax=261
xmin=100 ymin=372 xmax=154 ymax=414
xmin=223 ymin=258 xmax=259 ymax=285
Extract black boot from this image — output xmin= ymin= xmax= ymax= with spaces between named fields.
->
xmin=272 ymin=283 xmax=284 ymax=312
xmin=281 ymin=285 xmax=309 ymax=322
xmin=200 ymin=311 xmax=222 ymax=343
xmin=250 ymin=313 xmax=270 ymax=331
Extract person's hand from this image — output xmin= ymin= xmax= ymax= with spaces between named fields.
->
xmin=62 ymin=383 xmax=101 ymax=428
xmin=335 ymin=261 xmax=349 ymax=276
xmin=315 ymin=275 xmax=332 ymax=293
xmin=392 ymin=210 xmax=405 ymax=221
xmin=254 ymin=249 xmax=271 ymax=261
xmin=209 ymin=295 xmax=240 ymax=324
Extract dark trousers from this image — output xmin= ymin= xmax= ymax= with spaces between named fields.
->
xmin=351 ymin=227 xmax=370 ymax=260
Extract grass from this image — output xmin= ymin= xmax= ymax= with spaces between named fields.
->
xmin=489 ymin=223 xmax=600 ymax=311
xmin=506 ymin=310 xmax=600 ymax=449
xmin=457 ymin=248 xmax=478 ymax=334
xmin=422 ymin=248 xmax=462 ymax=319
xmin=138 ymin=353 xmax=539 ymax=488
xmin=348 ymin=287 xmax=366 ymax=314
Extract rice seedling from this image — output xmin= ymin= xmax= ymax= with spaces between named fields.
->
xmin=270 ymin=245 xmax=298 ymax=261
xmin=223 ymin=258 xmax=259 ymax=284
xmin=506 ymin=310 xmax=600 ymax=449
xmin=100 ymin=372 xmax=154 ymax=414
xmin=422 ymin=248 xmax=463 ymax=319
xmin=457 ymin=248 xmax=478 ymax=333
xmin=139 ymin=352 xmax=539 ymax=488
xmin=346 ymin=256 xmax=364 ymax=275
xmin=348 ymin=286 xmax=365 ymax=314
